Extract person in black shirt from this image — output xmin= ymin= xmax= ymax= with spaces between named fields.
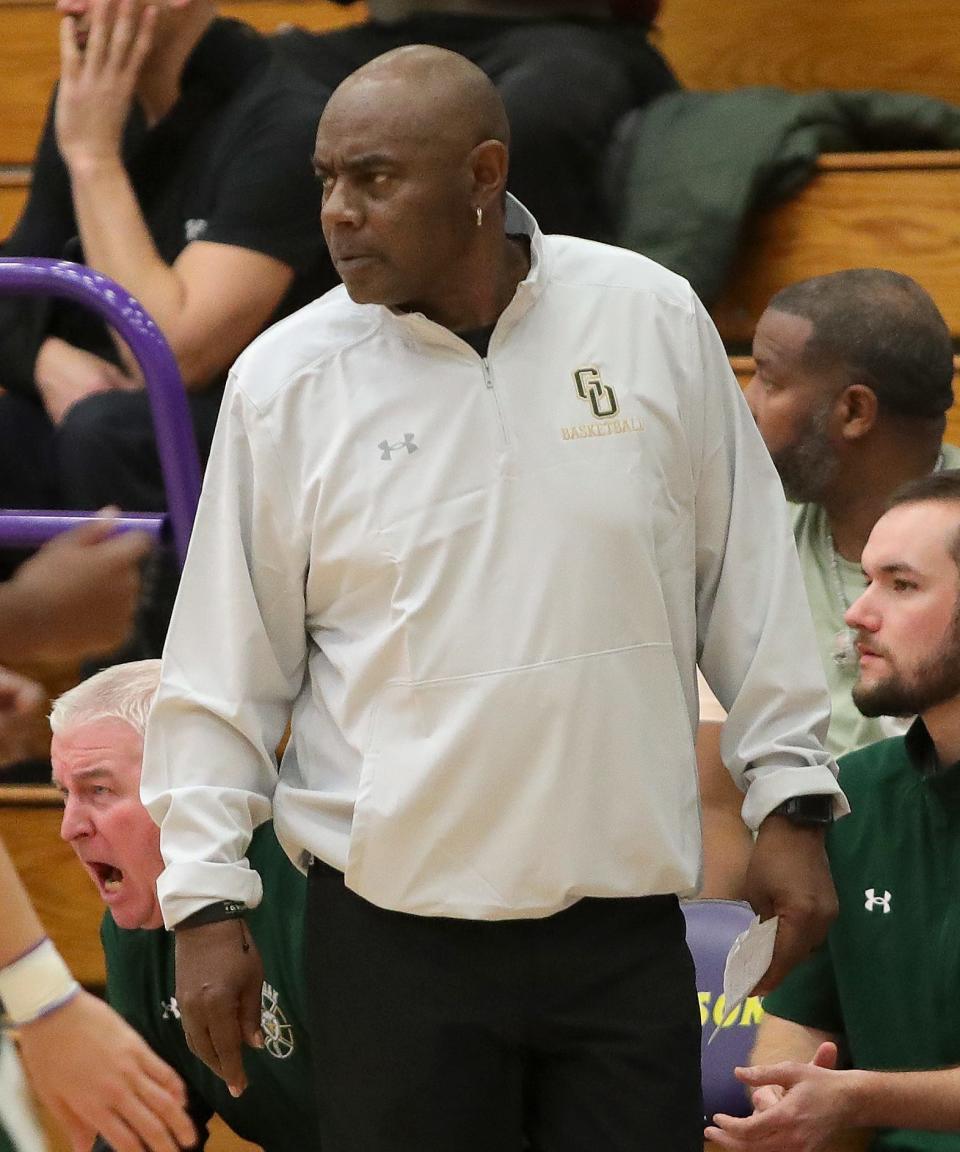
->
xmin=0 ymin=0 xmax=331 ymax=526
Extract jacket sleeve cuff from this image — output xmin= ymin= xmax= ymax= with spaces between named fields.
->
xmin=156 ymin=861 xmax=264 ymax=930
xmin=741 ymin=765 xmax=850 ymax=833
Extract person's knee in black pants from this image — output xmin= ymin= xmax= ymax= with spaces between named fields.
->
xmin=0 ymin=392 xmax=60 ymax=580
xmin=55 ymin=390 xmax=169 ymax=512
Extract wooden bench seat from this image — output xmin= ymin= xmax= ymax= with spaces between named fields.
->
xmin=712 ymin=151 xmax=960 ymax=348
xmin=8 ymin=148 xmax=959 ymax=355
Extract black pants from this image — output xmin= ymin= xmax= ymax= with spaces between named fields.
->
xmin=305 ymin=861 xmax=702 ymax=1152
xmin=279 ymin=15 xmax=679 ymax=240
xmin=0 ymin=386 xmax=222 ymax=513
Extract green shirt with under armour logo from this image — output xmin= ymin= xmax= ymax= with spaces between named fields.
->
xmin=764 ymin=724 xmax=960 ymax=1151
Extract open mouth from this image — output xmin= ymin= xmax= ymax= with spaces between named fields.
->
xmin=89 ymin=861 xmax=124 ymax=894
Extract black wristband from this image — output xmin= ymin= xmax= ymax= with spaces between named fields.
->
xmin=174 ymin=900 xmax=247 ymax=930
xmin=771 ymin=794 xmax=834 ymax=827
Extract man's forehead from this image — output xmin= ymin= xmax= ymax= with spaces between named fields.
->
xmin=866 ymin=503 xmax=960 ymax=570
xmin=316 ymin=77 xmax=461 ymax=158
xmin=753 ymin=309 xmax=814 ymax=362
xmin=53 ymin=762 xmax=116 ymax=786
xmin=315 ymin=126 xmax=436 ymax=166
xmin=316 ymin=118 xmax=447 ymax=166
xmin=51 ymin=719 xmax=143 ymax=775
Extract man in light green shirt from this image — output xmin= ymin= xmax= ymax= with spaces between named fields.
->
xmin=745 ymin=268 xmax=960 ymax=756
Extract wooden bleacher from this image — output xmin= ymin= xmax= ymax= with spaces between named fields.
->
xmin=712 ymin=151 xmax=960 ymax=353
xmin=655 ymin=0 xmax=960 ymax=103
xmin=656 ymin=0 xmax=960 ymax=348
xmin=655 ymin=0 xmax=960 ymax=450
xmin=2 ymin=0 xmax=958 ymax=358
xmin=0 ymin=0 xmax=957 ymax=920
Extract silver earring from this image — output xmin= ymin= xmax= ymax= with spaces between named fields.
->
xmin=476 ymin=205 xmax=483 ymax=228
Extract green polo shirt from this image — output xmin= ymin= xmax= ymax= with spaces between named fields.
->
xmin=764 ymin=724 xmax=960 ymax=1151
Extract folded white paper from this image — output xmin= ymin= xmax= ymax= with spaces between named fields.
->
xmin=707 ymin=914 xmax=778 ymax=1045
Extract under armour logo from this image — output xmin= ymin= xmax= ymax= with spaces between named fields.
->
xmin=864 ymin=888 xmax=892 ymax=913
xmin=160 ymin=996 xmax=181 ymax=1020
xmin=379 ymin=433 xmax=418 ymax=460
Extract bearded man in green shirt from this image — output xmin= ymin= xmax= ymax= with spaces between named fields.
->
xmin=708 ymin=470 xmax=960 ymax=1152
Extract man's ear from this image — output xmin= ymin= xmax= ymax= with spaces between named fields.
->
xmin=469 ymin=139 xmax=509 ymax=209
xmin=837 ymin=383 xmax=878 ymax=441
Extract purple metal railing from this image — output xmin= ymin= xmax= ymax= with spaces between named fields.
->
xmin=0 ymin=258 xmax=201 ymax=565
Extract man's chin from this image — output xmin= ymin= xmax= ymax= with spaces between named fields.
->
xmin=336 ymin=262 xmax=403 ymax=307
xmin=341 ymin=279 xmax=397 ymax=308
xmin=777 ymin=473 xmax=826 ymax=505
xmin=852 ymin=680 xmax=911 ymax=719
xmin=342 ymin=282 xmax=379 ymax=304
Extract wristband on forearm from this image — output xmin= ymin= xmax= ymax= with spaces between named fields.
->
xmin=0 ymin=937 xmax=81 ymax=1026
xmin=174 ymin=900 xmax=247 ymax=930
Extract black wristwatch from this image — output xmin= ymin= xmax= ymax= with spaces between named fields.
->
xmin=174 ymin=900 xmax=247 ymax=930
xmin=771 ymin=794 xmax=834 ymax=827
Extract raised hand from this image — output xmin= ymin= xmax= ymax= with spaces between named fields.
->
xmin=56 ymin=0 xmax=157 ymax=169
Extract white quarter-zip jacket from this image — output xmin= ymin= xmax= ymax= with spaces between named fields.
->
xmin=143 ymin=200 xmax=846 ymax=928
